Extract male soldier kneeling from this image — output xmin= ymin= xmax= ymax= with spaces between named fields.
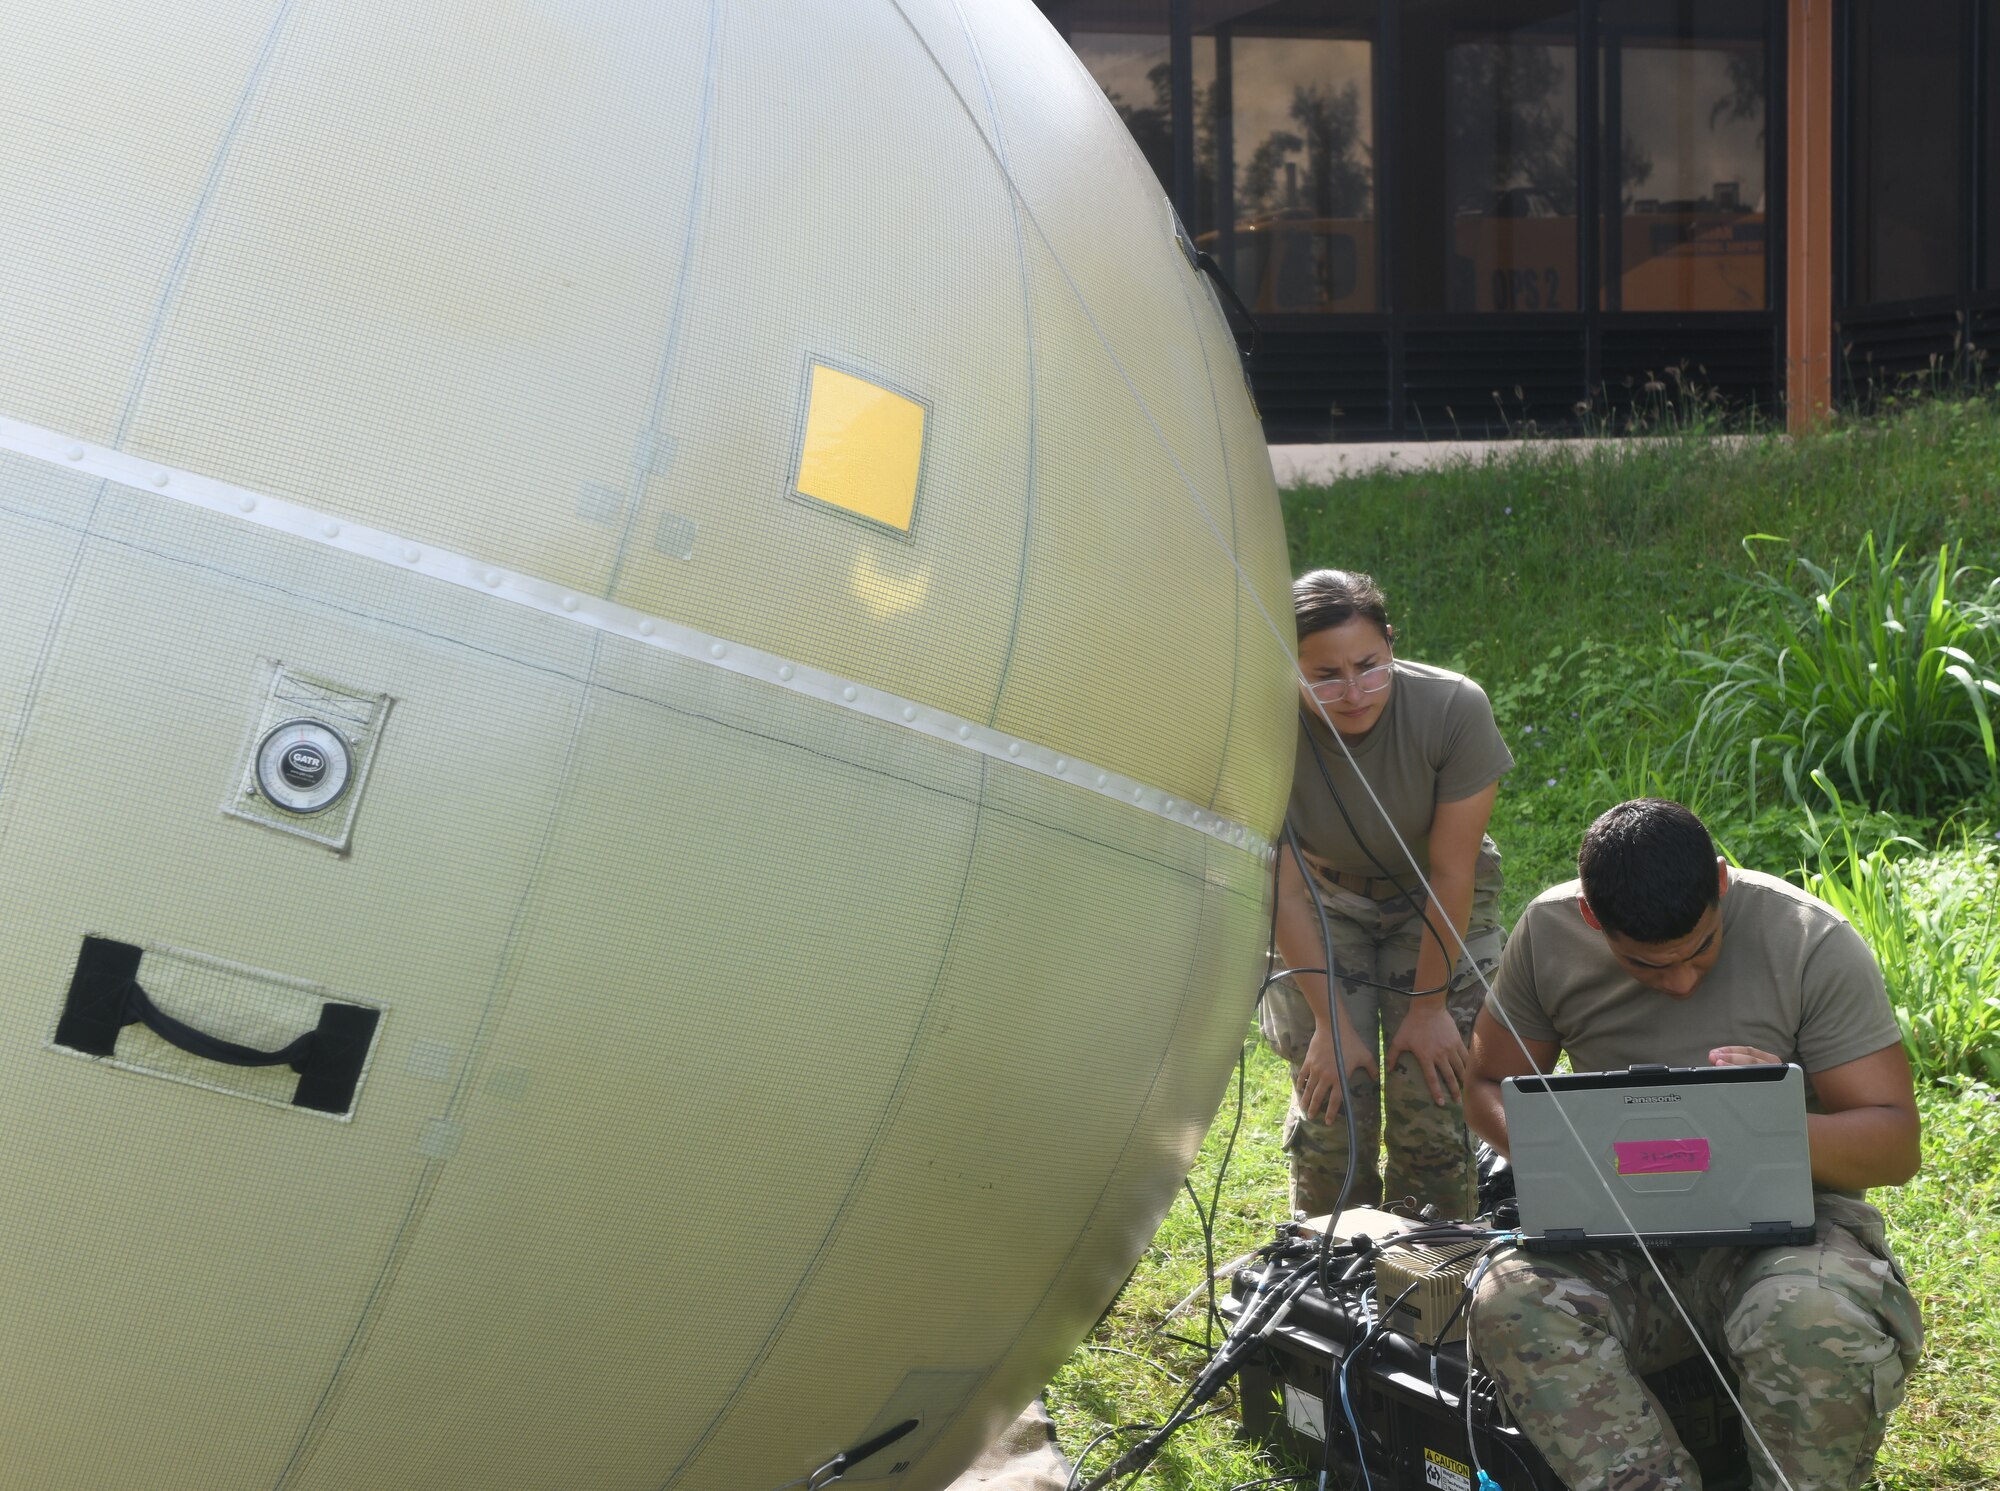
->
xmin=1463 ymin=798 xmax=1923 ymax=1491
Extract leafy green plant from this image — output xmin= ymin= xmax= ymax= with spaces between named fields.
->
xmin=1800 ymin=774 xmax=2000 ymax=1086
xmin=1673 ymin=536 xmax=2000 ymax=817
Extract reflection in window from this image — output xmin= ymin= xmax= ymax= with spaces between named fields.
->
xmin=1058 ymin=2 xmax=1177 ymax=196
xmin=1848 ymin=0 xmax=1961 ymax=303
xmin=1599 ymin=2 xmax=1767 ymax=311
xmin=1191 ymin=2 xmax=1380 ymax=314
xmin=1397 ymin=1 xmax=1580 ymax=312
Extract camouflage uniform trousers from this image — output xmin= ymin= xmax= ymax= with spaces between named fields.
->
xmin=1469 ymin=1194 xmax=1924 ymax=1491
xmin=1260 ymin=874 xmax=1504 ymax=1219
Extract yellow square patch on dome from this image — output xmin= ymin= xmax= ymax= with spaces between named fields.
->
xmin=794 ymin=364 xmax=926 ymax=533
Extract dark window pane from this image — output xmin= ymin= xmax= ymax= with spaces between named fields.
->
xmin=1598 ymin=1 xmax=1768 ymax=311
xmin=1849 ymin=0 xmax=1962 ymax=304
xmin=1191 ymin=1 xmax=1381 ymax=313
xmin=1397 ymin=0 xmax=1581 ymax=312
xmin=1053 ymin=1 xmax=1177 ymax=196
xmin=1988 ymin=0 xmax=2000 ymax=289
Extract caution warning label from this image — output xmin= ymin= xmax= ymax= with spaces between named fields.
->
xmin=1424 ymin=1446 xmax=1472 ymax=1491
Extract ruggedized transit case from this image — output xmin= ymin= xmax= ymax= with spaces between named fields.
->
xmin=1224 ymin=1258 xmax=1749 ymax=1491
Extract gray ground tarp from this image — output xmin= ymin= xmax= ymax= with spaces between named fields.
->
xmin=945 ymin=1400 xmax=1072 ymax=1491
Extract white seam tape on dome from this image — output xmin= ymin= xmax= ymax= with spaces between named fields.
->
xmin=0 ymin=413 xmax=1274 ymax=860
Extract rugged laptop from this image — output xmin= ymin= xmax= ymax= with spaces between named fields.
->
xmin=1502 ymin=1064 xmax=1817 ymax=1250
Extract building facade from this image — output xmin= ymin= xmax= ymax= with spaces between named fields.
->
xmin=1034 ymin=1 xmax=1999 ymax=441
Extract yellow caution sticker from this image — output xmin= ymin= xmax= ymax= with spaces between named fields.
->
xmin=794 ymin=363 xmax=927 ymax=532
xmin=1424 ymin=1446 xmax=1472 ymax=1491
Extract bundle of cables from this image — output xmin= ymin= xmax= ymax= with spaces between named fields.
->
xmin=1062 ymin=722 xmax=1524 ymax=1491
xmin=1064 ymin=872 xmax=1518 ymax=1488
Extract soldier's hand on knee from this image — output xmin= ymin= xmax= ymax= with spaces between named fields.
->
xmin=1299 ymin=1022 xmax=1375 ymax=1121
xmin=1385 ymin=1000 xmax=1468 ymax=1106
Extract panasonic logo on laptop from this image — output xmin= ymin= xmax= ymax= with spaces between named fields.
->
xmin=1625 ymin=1093 xmax=1682 ymax=1104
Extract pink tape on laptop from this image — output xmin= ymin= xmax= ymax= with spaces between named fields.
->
xmin=1614 ymin=1138 xmax=1713 ymax=1175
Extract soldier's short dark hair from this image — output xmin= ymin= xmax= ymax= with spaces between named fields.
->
xmin=1293 ymin=569 xmax=1392 ymax=643
xmin=1577 ymin=799 xmax=1719 ymax=943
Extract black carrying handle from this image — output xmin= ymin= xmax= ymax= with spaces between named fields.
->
xmin=55 ymin=936 xmax=379 ymax=1115
xmin=123 ymin=979 xmax=318 ymax=1071
xmin=805 ymin=1418 xmax=921 ymax=1489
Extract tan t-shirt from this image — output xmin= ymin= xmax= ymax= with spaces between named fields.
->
xmin=1289 ymin=659 xmax=1514 ymax=885
xmin=1486 ymin=869 xmax=1903 ymax=1079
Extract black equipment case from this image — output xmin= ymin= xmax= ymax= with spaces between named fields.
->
xmin=1223 ymin=1262 xmax=1749 ymax=1491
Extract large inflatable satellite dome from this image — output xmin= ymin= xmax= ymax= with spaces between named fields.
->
xmin=0 ymin=1 xmax=1295 ymax=1487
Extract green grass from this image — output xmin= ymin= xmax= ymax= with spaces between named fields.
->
xmin=1279 ymin=395 xmax=2000 ymax=689
xmin=1799 ymin=780 xmax=2000 ymax=1086
xmin=1870 ymin=1083 xmax=2000 ymax=1489
xmin=1051 ymin=394 xmax=2000 ymax=1489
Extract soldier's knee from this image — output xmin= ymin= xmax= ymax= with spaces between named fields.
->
xmin=1724 ymin=1272 xmax=1906 ymax=1402
xmin=1724 ymin=1273 xmax=1910 ymax=1484
xmin=1383 ymin=1103 xmax=1468 ymax=1161
xmin=1727 ymin=1270 xmax=1872 ymax=1343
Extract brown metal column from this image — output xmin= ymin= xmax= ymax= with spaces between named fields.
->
xmin=1788 ymin=0 xmax=1837 ymax=429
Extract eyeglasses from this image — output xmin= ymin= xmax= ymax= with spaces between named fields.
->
xmin=1306 ymin=663 xmax=1394 ymax=702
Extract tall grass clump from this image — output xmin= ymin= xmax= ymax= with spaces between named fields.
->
xmin=1672 ymin=536 xmax=2000 ymax=817
xmin=1800 ymin=774 xmax=2000 ymax=1086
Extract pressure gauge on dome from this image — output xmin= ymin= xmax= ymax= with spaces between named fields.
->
xmin=252 ymin=719 xmax=353 ymax=815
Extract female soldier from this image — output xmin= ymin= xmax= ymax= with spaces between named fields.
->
xmin=1263 ymin=569 xmax=1512 ymax=1219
